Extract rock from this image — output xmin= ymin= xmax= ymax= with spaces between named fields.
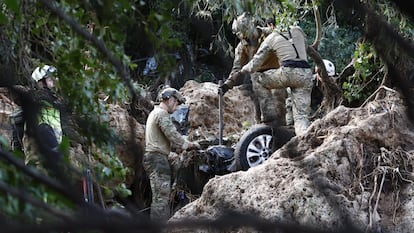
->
xmin=180 ymin=80 xmax=256 ymax=142
xmin=168 ymin=88 xmax=414 ymax=233
xmin=107 ymin=103 xmax=145 ymax=187
xmin=0 ymin=88 xmax=19 ymax=147
xmin=168 ymin=81 xmax=259 ymax=208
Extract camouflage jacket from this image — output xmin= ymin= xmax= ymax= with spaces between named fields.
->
xmin=242 ymin=26 xmax=308 ymax=73
xmin=145 ymin=105 xmax=190 ymax=155
xmin=225 ymin=29 xmax=280 ymax=88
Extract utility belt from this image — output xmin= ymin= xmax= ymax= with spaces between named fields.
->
xmin=281 ymin=60 xmax=311 ymax=68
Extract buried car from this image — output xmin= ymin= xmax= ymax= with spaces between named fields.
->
xmin=171 ymin=105 xmax=294 ymax=174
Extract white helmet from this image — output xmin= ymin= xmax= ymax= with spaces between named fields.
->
xmin=31 ymin=65 xmax=57 ymax=82
xmin=322 ymin=59 xmax=335 ymax=76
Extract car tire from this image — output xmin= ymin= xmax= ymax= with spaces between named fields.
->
xmin=235 ymin=124 xmax=273 ymax=171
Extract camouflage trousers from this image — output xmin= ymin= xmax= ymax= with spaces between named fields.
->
xmin=143 ymin=152 xmax=172 ymax=221
xmin=285 ymin=87 xmax=293 ymax=126
xmin=23 ymin=135 xmax=41 ymax=167
xmin=252 ymin=67 xmax=313 ymax=135
xmin=23 ymin=124 xmax=61 ymax=171
xmin=247 ymin=73 xmax=287 ymax=125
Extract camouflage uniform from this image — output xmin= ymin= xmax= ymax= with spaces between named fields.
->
xmin=241 ymin=26 xmax=313 ymax=135
xmin=144 ymin=105 xmax=192 ymax=221
xmin=285 ymin=87 xmax=294 ymax=125
xmin=224 ymin=14 xmax=286 ymax=124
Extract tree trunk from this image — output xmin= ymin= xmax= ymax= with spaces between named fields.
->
xmin=358 ymin=0 xmax=414 ymax=122
xmin=307 ymin=46 xmax=344 ymax=119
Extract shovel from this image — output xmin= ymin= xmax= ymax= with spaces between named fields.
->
xmin=218 ymin=80 xmax=224 ymax=145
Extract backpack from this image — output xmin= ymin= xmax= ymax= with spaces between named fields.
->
xmin=9 ymin=108 xmax=24 ymax=151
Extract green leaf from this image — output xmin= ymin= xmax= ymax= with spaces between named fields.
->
xmin=0 ymin=136 xmax=9 ymax=149
xmin=5 ymin=0 xmax=20 ymax=14
xmin=0 ymin=12 xmax=8 ymax=25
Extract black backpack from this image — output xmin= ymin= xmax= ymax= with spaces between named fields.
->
xmin=9 ymin=108 xmax=24 ymax=152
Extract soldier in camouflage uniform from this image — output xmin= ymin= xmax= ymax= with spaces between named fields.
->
xmin=220 ymin=13 xmax=286 ymax=124
xmin=234 ymin=26 xmax=313 ymax=135
xmin=144 ymin=87 xmax=199 ymax=221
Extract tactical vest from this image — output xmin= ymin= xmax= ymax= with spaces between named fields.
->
xmin=38 ymin=101 xmax=62 ymax=143
xmin=240 ymin=33 xmax=280 ymax=72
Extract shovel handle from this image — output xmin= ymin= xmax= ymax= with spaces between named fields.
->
xmin=218 ymin=80 xmax=223 ymax=145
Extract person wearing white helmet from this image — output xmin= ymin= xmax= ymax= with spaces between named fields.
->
xmin=323 ymin=59 xmax=336 ymax=76
xmin=311 ymin=59 xmax=337 ymax=111
xmin=143 ymin=86 xmax=199 ymax=221
xmin=315 ymin=59 xmax=336 ymax=82
xmin=31 ymin=65 xmax=58 ymax=89
xmin=23 ymin=64 xmax=63 ymax=167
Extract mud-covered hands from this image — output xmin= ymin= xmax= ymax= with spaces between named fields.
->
xmin=188 ymin=141 xmax=201 ymax=150
xmin=219 ymin=70 xmax=250 ymax=95
xmin=219 ymin=83 xmax=230 ymax=95
xmin=231 ymin=70 xmax=249 ymax=83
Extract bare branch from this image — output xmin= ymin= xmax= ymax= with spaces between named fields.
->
xmin=0 ymin=149 xmax=83 ymax=204
xmin=311 ymin=0 xmax=322 ymax=50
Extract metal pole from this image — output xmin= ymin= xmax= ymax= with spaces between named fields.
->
xmin=218 ymin=80 xmax=223 ymax=145
xmin=84 ymin=147 xmax=94 ymax=204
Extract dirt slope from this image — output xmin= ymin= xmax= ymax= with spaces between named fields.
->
xmin=3 ymin=82 xmax=414 ymax=233
xmin=169 ymin=87 xmax=414 ymax=233
xmin=181 ymin=80 xmax=257 ymax=142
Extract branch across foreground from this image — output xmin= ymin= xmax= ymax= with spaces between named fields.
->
xmin=38 ymin=0 xmax=153 ymax=119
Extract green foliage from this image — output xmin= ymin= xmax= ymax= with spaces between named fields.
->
xmin=319 ymin=26 xmax=361 ymax=71
xmin=142 ymin=2 xmax=188 ymax=79
xmin=194 ymin=66 xmax=216 ymax=83
xmin=301 ymin=19 xmax=361 ymax=73
xmin=375 ymin=0 xmax=414 ymax=38
xmin=0 ymin=135 xmax=9 ymax=149
xmin=0 ymin=0 xmax=21 ymax=24
xmin=343 ymin=42 xmax=383 ymax=106
xmin=191 ymin=0 xmax=310 ymax=29
xmin=1 ymin=0 xmax=138 ymax=215
xmin=92 ymin=146 xmax=132 ymax=198
xmin=339 ymin=0 xmax=413 ymax=106
xmin=0 ymin=153 xmax=73 ymax=222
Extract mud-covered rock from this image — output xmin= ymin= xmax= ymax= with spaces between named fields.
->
xmin=169 ymin=88 xmax=414 ymax=233
xmin=169 ymin=81 xmax=259 ymax=207
xmin=180 ymin=80 xmax=256 ymax=142
xmin=107 ymin=103 xmax=145 ymax=186
xmin=0 ymin=88 xmax=19 ymax=147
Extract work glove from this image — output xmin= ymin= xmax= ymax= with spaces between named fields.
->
xmin=230 ymin=70 xmax=249 ymax=84
xmin=189 ymin=141 xmax=201 ymax=150
xmin=218 ymin=83 xmax=230 ymax=95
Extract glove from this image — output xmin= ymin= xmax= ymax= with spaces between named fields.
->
xmin=189 ymin=141 xmax=201 ymax=150
xmin=230 ymin=70 xmax=249 ymax=83
xmin=219 ymin=83 xmax=230 ymax=95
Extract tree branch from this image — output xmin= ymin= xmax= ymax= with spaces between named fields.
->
xmin=311 ymin=0 xmax=322 ymax=50
xmin=307 ymin=46 xmax=343 ymax=117
xmin=0 ymin=149 xmax=83 ymax=204
xmin=38 ymin=0 xmax=152 ymax=117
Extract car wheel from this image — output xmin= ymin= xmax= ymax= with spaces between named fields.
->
xmin=235 ymin=124 xmax=273 ymax=171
